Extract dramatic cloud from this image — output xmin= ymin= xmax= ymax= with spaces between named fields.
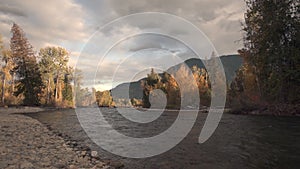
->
xmin=0 ymin=0 xmax=88 ymax=49
xmin=107 ymin=0 xmax=246 ymax=54
xmin=0 ymin=4 xmax=27 ymax=17
xmin=0 ymin=0 xmax=246 ymax=90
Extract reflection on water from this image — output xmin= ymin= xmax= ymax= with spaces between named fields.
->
xmin=27 ymin=108 xmax=300 ymax=169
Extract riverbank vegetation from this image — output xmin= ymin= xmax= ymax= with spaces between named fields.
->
xmin=228 ymin=0 xmax=299 ymax=115
xmin=0 ymin=0 xmax=299 ymax=115
xmin=0 ymin=23 xmax=94 ymax=107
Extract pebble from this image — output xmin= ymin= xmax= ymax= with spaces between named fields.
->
xmin=81 ymin=150 xmax=87 ymax=156
xmin=69 ymin=164 xmax=78 ymax=169
xmin=20 ymin=160 xmax=34 ymax=168
xmin=0 ymin=108 xmax=111 ymax=169
xmin=91 ymin=151 xmax=98 ymax=157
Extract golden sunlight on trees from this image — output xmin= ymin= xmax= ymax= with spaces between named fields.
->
xmin=242 ymin=0 xmax=299 ymax=103
xmin=0 ymin=23 xmax=92 ymax=107
xmin=10 ymin=23 xmax=43 ymax=106
xmin=39 ymin=46 xmax=73 ymax=107
xmin=229 ymin=0 xmax=299 ymax=112
xmin=141 ymin=65 xmax=212 ymax=109
xmin=95 ymin=90 xmax=114 ymax=107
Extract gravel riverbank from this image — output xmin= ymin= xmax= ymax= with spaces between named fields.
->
xmin=0 ymin=107 xmax=115 ymax=169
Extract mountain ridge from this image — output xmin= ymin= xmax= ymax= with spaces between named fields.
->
xmin=111 ymin=54 xmax=243 ymax=100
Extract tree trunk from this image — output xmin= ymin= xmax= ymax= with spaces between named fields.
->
xmin=46 ymin=76 xmax=51 ymax=104
xmin=11 ymin=72 xmax=15 ymax=93
xmin=1 ymin=73 xmax=5 ymax=105
xmin=72 ymin=79 xmax=76 ymax=108
xmin=55 ymin=73 xmax=59 ymax=104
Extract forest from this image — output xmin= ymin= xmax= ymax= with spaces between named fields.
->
xmin=0 ymin=23 xmax=95 ymax=107
xmin=94 ymin=0 xmax=300 ymax=115
xmin=0 ymin=0 xmax=299 ymax=115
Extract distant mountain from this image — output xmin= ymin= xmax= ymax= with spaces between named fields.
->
xmin=111 ymin=80 xmax=144 ymax=100
xmin=111 ymin=54 xmax=243 ymax=100
xmin=185 ymin=54 xmax=243 ymax=84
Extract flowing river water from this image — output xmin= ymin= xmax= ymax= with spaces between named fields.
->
xmin=27 ymin=108 xmax=300 ymax=169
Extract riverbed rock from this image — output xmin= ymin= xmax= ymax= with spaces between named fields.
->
xmin=110 ymin=161 xmax=124 ymax=169
xmin=0 ymin=107 xmax=112 ymax=169
xmin=92 ymin=162 xmax=105 ymax=169
xmin=69 ymin=164 xmax=78 ymax=169
xmin=91 ymin=150 xmax=98 ymax=157
xmin=20 ymin=160 xmax=34 ymax=169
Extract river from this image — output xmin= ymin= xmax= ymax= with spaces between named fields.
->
xmin=27 ymin=108 xmax=300 ymax=169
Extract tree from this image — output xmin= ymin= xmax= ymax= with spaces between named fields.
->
xmin=10 ymin=23 xmax=43 ymax=106
xmin=192 ymin=65 xmax=211 ymax=106
xmin=141 ymin=68 xmax=162 ymax=108
xmin=62 ymin=67 xmax=74 ymax=107
xmin=0 ymin=48 xmax=15 ymax=105
xmin=242 ymin=0 xmax=300 ymax=103
xmin=52 ymin=48 xmax=69 ymax=104
xmin=229 ymin=51 xmax=261 ymax=108
xmin=0 ymin=35 xmax=5 ymax=105
xmin=96 ymin=90 xmax=114 ymax=107
xmin=39 ymin=46 xmax=70 ymax=105
xmin=73 ymin=68 xmax=94 ymax=107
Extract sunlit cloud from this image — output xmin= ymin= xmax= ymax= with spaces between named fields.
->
xmin=0 ymin=0 xmax=245 ymax=91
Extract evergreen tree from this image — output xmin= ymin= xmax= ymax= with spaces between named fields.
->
xmin=242 ymin=0 xmax=300 ymax=103
xmin=10 ymin=23 xmax=43 ymax=106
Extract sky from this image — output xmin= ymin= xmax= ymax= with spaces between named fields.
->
xmin=0 ymin=0 xmax=246 ymax=91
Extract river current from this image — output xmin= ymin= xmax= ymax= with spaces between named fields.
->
xmin=27 ymin=108 xmax=300 ymax=169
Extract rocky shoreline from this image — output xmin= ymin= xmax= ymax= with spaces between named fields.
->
xmin=228 ymin=103 xmax=300 ymax=116
xmin=0 ymin=107 xmax=123 ymax=169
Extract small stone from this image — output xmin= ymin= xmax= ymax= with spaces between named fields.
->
xmin=54 ymin=163 xmax=66 ymax=169
xmin=110 ymin=161 xmax=124 ymax=169
xmin=71 ymin=141 xmax=78 ymax=146
xmin=81 ymin=151 xmax=87 ymax=156
xmin=101 ymin=166 xmax=111 ymax=169
xmin=20 ymin=161 xmax=33 ymax=169
xmin=92 ymin=162 xmax=106 ymax=169
xmin=66 ymin=147 xmax=73 ymax=151
xmin=69 ymin=164 xmax=78 ymax=169
xmin=91 ymin=151 xmax=98 ymax=157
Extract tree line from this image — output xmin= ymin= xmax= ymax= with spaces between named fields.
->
xmin=0 ymin=23 xmax=94 ymax=107
xmin=95 ymin=63 xmax=212 ymax=109
xmin=98 ymin=0 xmax=299 ymax=113
xmin=228 ymin=0 xmax=299 ymax=113
xmin=0 ymin=0 xmax=298 ymax=113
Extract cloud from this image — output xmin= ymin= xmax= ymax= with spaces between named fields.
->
xmin=0 ymin=0 xmax=89 ymax=50
xmin=76 ymin=33 xmax=191 ymax=91
xmin=106 ymin=0 xmax=245 ymax=55
xmin=0 ymin=4 xmax=27 ymax=17
xmin=0 ymin=0 xmax=246 ymax=91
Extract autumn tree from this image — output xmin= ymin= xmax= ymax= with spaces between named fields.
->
xmin=10 ymin=23 xmax=43 ymax=106
xmin=73 ymin=68 xmax=95 ymax=107
xmin=229 ymin=49 xmax=262 ymax=109
xmin=0 ymin=34 xmax=5 ymax=104
xmin=39 ymin=46 xmax=70 ymax=106
xmin=96 ymin=90 xmax=114 ymax=107
xmin=141 ymin=68 xmax=162 ymax=108
xmin=0 ymin=35 xmax=9 ymax=105
xmin=62 ymin=67 xmax=74 ymax=107
xmin=192 ymin=65 xmax=211 ymax=106
xmin=163 ymin=72 xmax=180 ymax=109
xmin=241 ymin=0 xmax=300 ymax=103
xmin=0 ymin=47 xmax=15 ymax=105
